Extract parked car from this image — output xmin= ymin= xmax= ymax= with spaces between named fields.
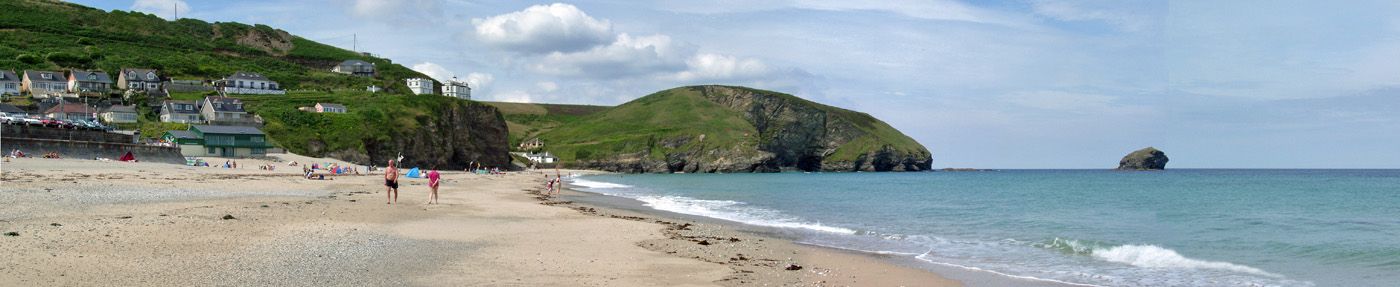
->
xmin=21 ymin=118 xmax=42 ymax=126
xmin=0 ymin=115 xmax=15 ymax=124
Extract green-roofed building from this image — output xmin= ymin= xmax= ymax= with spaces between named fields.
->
xmin=176 ymin=125 xmax=273 ymax=157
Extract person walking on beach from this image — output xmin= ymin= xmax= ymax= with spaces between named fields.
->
xmin=385 ymin=159 xmax=399 ymax=204
xmin=426 ymin=169 xmax=441 ymax=204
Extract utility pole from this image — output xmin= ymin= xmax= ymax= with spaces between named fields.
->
xmin=173 ymin=2 xmax=178 ymax=19
xmin=353 ymin=33 xmax=358 ymax=52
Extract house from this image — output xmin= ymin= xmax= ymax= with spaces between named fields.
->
xmin=518 ymin=138 xmax=543 ymax=150
xmin=43 ymin=102 xmax=95 ymax=120
xmin=217 ymin=71 xmax=284 ymax=95
xmin=0 ymin=70 xmax=20 ymax=96
xmin=99 ymin=105 xmax=138 ymax=124
xmin=314 ymin=103 xmax=346 ymax=113
xmin=117 ymin=68 xmax=162 ymax=91
xmin=67 ymin=69 xmax=113 ymax=95
xmin=187 ymin=125 xmax=272 ymax=157
xmin=406 ymin=78 xmax=434 ymax=95
xmin=441 ymin=77 xmax=471 ymax=100
xmin=160 ymin=100 xmax=202 ymax=123
xmin=161 ymin=130 xmax=204 ymax=156
xmin=21 ymin=70 xmax=68 ymax=96
xmin=524 ymin=152 xmax=558 ymax=164
xmin=332 ymin=60 xmax=376 ymax=77
xmin=0 ymin=103 xmax=27 ymax=117
xmin=199 ymin=96 xmax=249 ymax=124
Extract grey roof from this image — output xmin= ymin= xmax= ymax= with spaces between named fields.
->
xmin=193 ymin=125 xmax=265 ymax=135
xmin=23 ymin=70 xmax=65 ymax=82
xmin=101 ymin=105 xmax=137 ymax=114
xmin=0 ymin=70 xmax=17 ymax=81
xmin=0 ymin=103 xmax=24 ymax=114
xmin=317 ymin=103 xmax=346 ymax=109
xmin=202 ymin=96 xmax=245 ymax=112
xmin=69 ymin=69 xmax=113 ymax=83
xmin=163 ymin=100 xmax=199 ymax=113
xmin=121 ymin=68 xmax=160 ymax=82
xmin=165 ymin=130 xmax=198 ymax=139
xmin=225 ymin=71 xmax=270 ymax=81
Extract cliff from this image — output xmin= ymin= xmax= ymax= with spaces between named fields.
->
xmin=538 ymin=85 xmax=932 ymax=173
xmin=1117 ymin=147 xmax=1169 ymax=170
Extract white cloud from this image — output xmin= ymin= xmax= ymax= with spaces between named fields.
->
xmin=410 ymin=62 xmax=453 ymax=82
xmin=130 ymin=0 xmax=189 ymax=20
xmin=533 ymin=33 xmax=693 ymax=78
xmin=655 ymin=0 xmax=1029 ymax=28
xmin=672 ymin=53 xmax=772 ymax=81
xmin=465 ymin=73 xmax=495 ymax=89
xmin=348 ymin=0 xmax=442 ymax=24
xmin=472 ymin=3 xmax=614 ymax=53
xmin=998 ymin=90 xmax=1150 ymax=116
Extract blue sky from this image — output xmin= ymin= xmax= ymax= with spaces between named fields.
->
xmin=76 ymin=0 xmax=1400 ymax=168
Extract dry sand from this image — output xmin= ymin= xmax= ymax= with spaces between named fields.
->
xmin=0 ymin=155 xmax=959 ymax=286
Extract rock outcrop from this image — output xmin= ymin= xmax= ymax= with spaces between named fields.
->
xmin=312 ymin=102 xmax=512 ymax=170
xmin=1117 ymin=147 xmax=1168 ymax=170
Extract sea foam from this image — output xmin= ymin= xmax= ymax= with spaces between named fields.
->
xmin=634 ymin=195 xmax=857 ymax=234
xmin=570 ymin=179 xmax=633 ymax=189
xmin=1092 ymin=244 xmax=1277 ymax=276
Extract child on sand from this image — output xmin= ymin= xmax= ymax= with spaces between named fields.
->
xmin=426 ymin=169 xmax=441 ymax=204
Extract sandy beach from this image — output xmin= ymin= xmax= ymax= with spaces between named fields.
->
xmin=0 ymin=155 xmax=958 ymax=286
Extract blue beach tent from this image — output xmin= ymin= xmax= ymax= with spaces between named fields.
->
xmin=406 ymin=167 xmax=422 ymax=178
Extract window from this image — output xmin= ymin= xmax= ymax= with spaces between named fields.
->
xmin=41 ymin=73 xmax=51 ymax=80
xmin=207 ymin=147 xmax=216 ymax=154
xmin=146 ymin=73 xmax=155 ymax=80
xmin=251 ymin=136 xmax=264 ymax=143
xmin=88 ymin=74 xmax=96 ymax=81
xmin=130 ymin=72 xmax=137 ymax=79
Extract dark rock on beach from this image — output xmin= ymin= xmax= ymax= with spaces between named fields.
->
xmin=1117 ymin=147 xmax=1169 ymax=170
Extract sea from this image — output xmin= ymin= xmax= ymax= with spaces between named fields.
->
xmin=566 ymin=170 xmax=1400 ymax=287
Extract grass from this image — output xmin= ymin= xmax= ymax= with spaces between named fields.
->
xmin=481 ymin=101 xmax=610 ymax=148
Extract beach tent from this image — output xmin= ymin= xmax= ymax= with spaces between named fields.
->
xmin=118 ymin=151 xmax=136 ymax=162
xmin=406 ymin=167 xmax=422 ymax=178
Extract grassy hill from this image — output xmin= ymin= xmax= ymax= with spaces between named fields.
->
xmin=480 ymin=101 xmax=610 ymax=147
xmin=0 ymin=0 xmax=511 ymax=169
xmin=537 ymin=85 xmax=932 ymax=172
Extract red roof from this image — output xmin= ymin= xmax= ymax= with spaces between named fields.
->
xmin=45 ymin=103 xmax=95 ymax=114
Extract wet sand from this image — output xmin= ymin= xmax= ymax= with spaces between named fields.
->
xmin=0 ymin=155 xmax=958 ymax=286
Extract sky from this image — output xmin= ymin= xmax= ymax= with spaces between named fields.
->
xmin=73 ymin=0 xmax=1400 ymax=168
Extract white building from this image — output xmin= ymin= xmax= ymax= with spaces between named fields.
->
xmin=525 ymin=152 xmax=558 ymax=164
xmin=441 ymin=77 xmax=471 ymax=100
xmin=406 ymin=78 xmax=434 ymax=95
xmin=218 ymin=71 xmax=285 ymax=95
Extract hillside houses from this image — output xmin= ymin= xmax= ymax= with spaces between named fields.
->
xmin=200 ymin=96 xmax=252 ymax=125
xmin=217 ymin=71 xmax=284 ymax=95
xmin=406 ymin=78 xmax=434 ymax=95
xmin=0 ymin=70 xmax=19 ymax=96
xmin=117 ymin=68 xmax=162 ymax=91
xmin=160 ymin=100 xmax=202 ymax=123
xmin=21 ymin=70 xmax=68 ymax=96
xmin=43 ymin=102 xmax=95 ymax=120
xmin=99 ymin=105 xmax=138 ymax=124
xmin=67 ymin=69 xmax=113 ymax=95
xmin=315 ymin=103 xmax=346 ymax=113
xmin=332 ymin=60 xmax=376 ymax=77
xmin=442 ymin=77 xmax=471 ymax=100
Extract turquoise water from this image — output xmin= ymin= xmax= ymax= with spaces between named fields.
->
xmin=571 ymin=170 xmax=1400 ymax=287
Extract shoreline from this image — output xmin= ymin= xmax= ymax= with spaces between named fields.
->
xmin=1 ymin=156 xmax=958 ymax=286
xmin=555 ymin=174 xmax=1088 ymax=287
xmin=534 ymin=180 xmax=960 ymax=286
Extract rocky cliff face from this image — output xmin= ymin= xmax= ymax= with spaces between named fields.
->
xmin=567 ymin=85 xmax=932 ymax=173
xmin=315 ymin=102 xmax=511 ymax=170
xmin=1117 ymin=147 xmax=1169 ymax=170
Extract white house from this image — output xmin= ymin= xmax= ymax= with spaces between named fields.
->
xmin=0 ymin=70 xmax=20 ymax=96
xmin=441 ymin=77 xmax=471 ymax=100
xmin=22 ymin=70 xmax=68 ymax=96
xmin=314 ymin=103 xmax=346 ymax=113
xmin=218 ymin=71 xmax=285 ymax=95
xmin=406 ymin=78 xmax=434 ymax=95
xmin=117 ymin=68 xmax=162 ymax=91
xmin=99 ymin=105 xmax=138 ymax=124
xmin=332 ymin=60 xmax=376 ymax=77
xmin=160 ymin=100 xmax=202 ymax=123
xmin=525 ymin=152 xmax=558 ymax=164
xmin=367 ymin=85 xmax=382 ymax=93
